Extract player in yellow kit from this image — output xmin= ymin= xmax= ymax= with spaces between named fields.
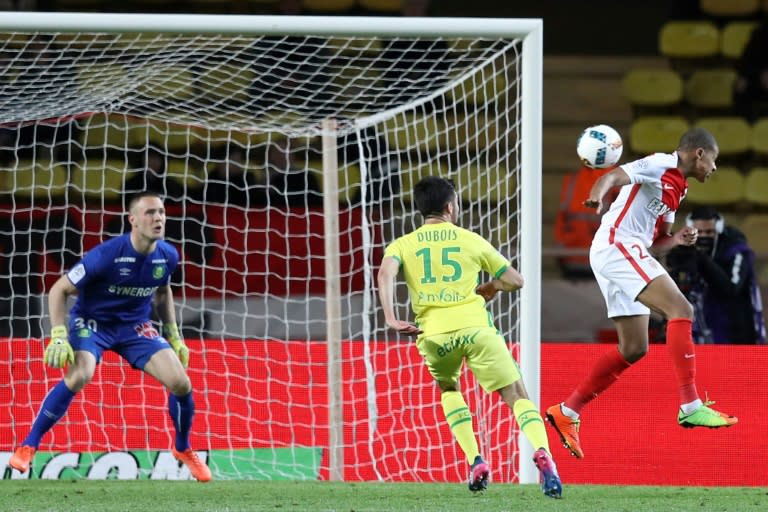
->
xmin=377 ymin=176 xmax=562 ymax=498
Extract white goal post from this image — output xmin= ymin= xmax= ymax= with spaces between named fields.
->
xmin=0 ymin=12 xmax=542 ymax=484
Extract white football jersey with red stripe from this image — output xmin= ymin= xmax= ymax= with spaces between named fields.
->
xmin=592 ymin=152 xmax=688 ymax=251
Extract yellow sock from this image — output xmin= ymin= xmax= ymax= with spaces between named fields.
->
xmin=441 ymin=391 xmax=480 ymax=464
xmin=513 ymin=398 xmax=550 ymax=452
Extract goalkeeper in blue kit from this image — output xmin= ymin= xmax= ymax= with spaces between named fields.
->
xmin=9 ymin=192 xmax=211 ymax=482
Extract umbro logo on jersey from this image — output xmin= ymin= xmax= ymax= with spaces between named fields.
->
xmin=119 ymin=268 xmax=132 ymax=276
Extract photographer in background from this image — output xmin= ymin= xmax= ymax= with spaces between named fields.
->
xmin=666 ymin=206 xmax=766 ymax=344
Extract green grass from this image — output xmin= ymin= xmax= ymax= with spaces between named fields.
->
xmin=2 ymin=481 xmax=767 ymax=512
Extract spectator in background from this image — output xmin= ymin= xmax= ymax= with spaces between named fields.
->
xmin=554 ymin=165 xmax=617 ymax=279
xmin=266 ymin=139 xmax=322 ymax=208
xmin=666 ymin=206 xmax=765 ymax=344
xmin=733 ymin=5 xmax=768 ymax=120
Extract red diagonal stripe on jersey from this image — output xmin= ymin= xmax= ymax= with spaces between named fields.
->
xmin=608 ymin=184 xmax=641 ymax=245
xmin=616 ymin=242 xmax=652 ymax=282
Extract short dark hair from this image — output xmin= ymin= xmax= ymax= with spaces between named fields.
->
xmin=413 ymin=176 xmax=456 ymax=218
xmin=678 ymin=127 xmax=718 ymax=152
xmin=688 ymin=205 xmax=721 ymax=222
xmin=128 ymin=191 xmax=164 ymax=211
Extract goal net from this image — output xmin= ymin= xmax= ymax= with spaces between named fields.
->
xmin=0 ymin=13 xmax=543 ymax=483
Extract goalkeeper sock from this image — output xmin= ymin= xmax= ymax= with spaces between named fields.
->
xmin=169 ymin=392 xmax=195 ymax=452
xmin=441 ymin=391 xmax=480 ymax=464
xmin=513 ymin=398 xmax=550 ymax=452
xmin=23 ymin=380 xmax=75 ymax=448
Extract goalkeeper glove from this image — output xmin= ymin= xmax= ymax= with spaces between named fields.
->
xmin=44 ymin=325 xmax=74 ymax=369
xmin=164 ymin=322 xmax=189 ymax=368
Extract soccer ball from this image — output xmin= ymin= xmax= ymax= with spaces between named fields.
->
xmin=576 ymin=124 xmax=623 ymax=169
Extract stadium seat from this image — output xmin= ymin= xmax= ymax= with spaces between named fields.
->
xmin=684 ymin=68 xmax=737 ymax=110
xmin=694 ymin=116 xmax=752 ymax=157
xmin=720 ymin=21 xmax=758 ymax=60
xmin=740 ymin=214 xmax=768 ymax=256
xmin=628 ymin=116 xmax=690 ymax=155
xmin=750 ymin=118 xmax=768 ymax=157
xmin=744 ymin=167 xmax=768 ymax=206
xmin=455 ymin=164 xmax=514 ymax=204
xmin=685 ymin=166 xmax=745 ymax=205
xmin=385 ymin=113 xmax=448 ymax=155
xmin=700 ymin=0 xmax=760 ymax=17
xmin=622 ymin=68 xmax=683 ymax=109
xmin=658 ymin=21 xmax=720 ymax=59
xmin=77 ymin=113 xmax=145 ymax=151
xmin=145 ymin=120 xmax=209 ymax=153
xmin=4 ymin=161 xmax=69 ymax=201
xmin=301 ymin=0 xmax=355 ymax=12
xmin=166 ymin=158 xmax=205 ymax=194
xmin=71 ymin=160 xmax=129 ymax=202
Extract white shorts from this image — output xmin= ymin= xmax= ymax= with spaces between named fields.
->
xmin=590 ymin=241 xmax=669 ymax=318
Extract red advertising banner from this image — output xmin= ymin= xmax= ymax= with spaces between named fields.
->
xmin=1 ymin=340 xmax=764 ymax=485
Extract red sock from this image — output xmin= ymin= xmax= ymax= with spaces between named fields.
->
xmin=564 ymin=348 xmax=631 ymax=414
xmin=666 ymin=317 xmax=699 ymax=404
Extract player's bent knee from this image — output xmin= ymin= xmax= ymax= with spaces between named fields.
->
xmin=168 ymin=376 xmax=192 ymax=396
xmin=64 ymin=369 xmax=94 ymax=392
xmin=620 ymin=345 xmax=647 ymax=363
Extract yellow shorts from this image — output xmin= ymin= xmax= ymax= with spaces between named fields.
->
xmin=416 ymin=326 xmax=520 ymax=392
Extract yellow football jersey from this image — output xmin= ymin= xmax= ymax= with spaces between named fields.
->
xmin=383 ymin=222 xmax=509 ymax=335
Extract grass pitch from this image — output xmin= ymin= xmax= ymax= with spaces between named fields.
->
xmin=2 ymin=480 xmax=766 ymax=512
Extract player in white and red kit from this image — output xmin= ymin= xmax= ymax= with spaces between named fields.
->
xmin=545 ymin=127 xmax=737 ymax=460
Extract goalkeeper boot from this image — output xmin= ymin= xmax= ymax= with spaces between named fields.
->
xmin=9 ymin=445 xmax=36 ymax=473
xmin=678 ymin=402 xmax=737 ymax=429
xmin=532 ymin=448 xmax=562 ymax=499
xmin=467 ymin=455 xmax=489 ymax=493
xmin=545 ymin=403 xmax=584 ymax=459
xmin=172 ymin=448 xmax=212 ymax=482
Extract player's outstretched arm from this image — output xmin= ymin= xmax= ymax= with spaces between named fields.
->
xmin=154 ymin=284 xmax=189 ymax=368
xmin=377 ymin=257 xmax=422 ymax=336
xmin=584 ymin=166 xmax=631 ymax=214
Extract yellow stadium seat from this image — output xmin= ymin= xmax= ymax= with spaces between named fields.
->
xmin=302 ymin=0 xmax=355 ymax=11
xmin=385 ymin=113 xmax=448 ymax=154
xmin=685 ymin=166 xmax=745 ymax=205
xmin=684 ymin=68 xmax=737 ymax=109
xmin=740 ymin=214 xmax=768 ymax=255
xmin=751 ymin=118 xmax=768 ymax=157
xmin=166 ymin=158 xmax=205 ymax=192
xmin=659 ymin=21 xmax=720 ymax=58
xmin=4 ymin=161 xmax=68 ymax=201
xmin=700 ymin=0 xmax=759 ymax=17
xmin=622 ymin=68 xmax=683 ymax=107
xmin=744 ymin=167 xmax=768 ymax=206
xmin=694 ymin=117 xmax=752 ymax=156
xmin=145 ymin=120 xmax=208 ymax=152
xmin=629 ymin=116 xmax=690 ymax=155
xmin=71 ymin=160 xmax=129 ymax=202
xmin=77 ymin=113 xmax=145 ymax=151
xmin=455 ymin=163 xmax=514 ymax=204
xmin=720 ymin=21 xmax=758 ymax=59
